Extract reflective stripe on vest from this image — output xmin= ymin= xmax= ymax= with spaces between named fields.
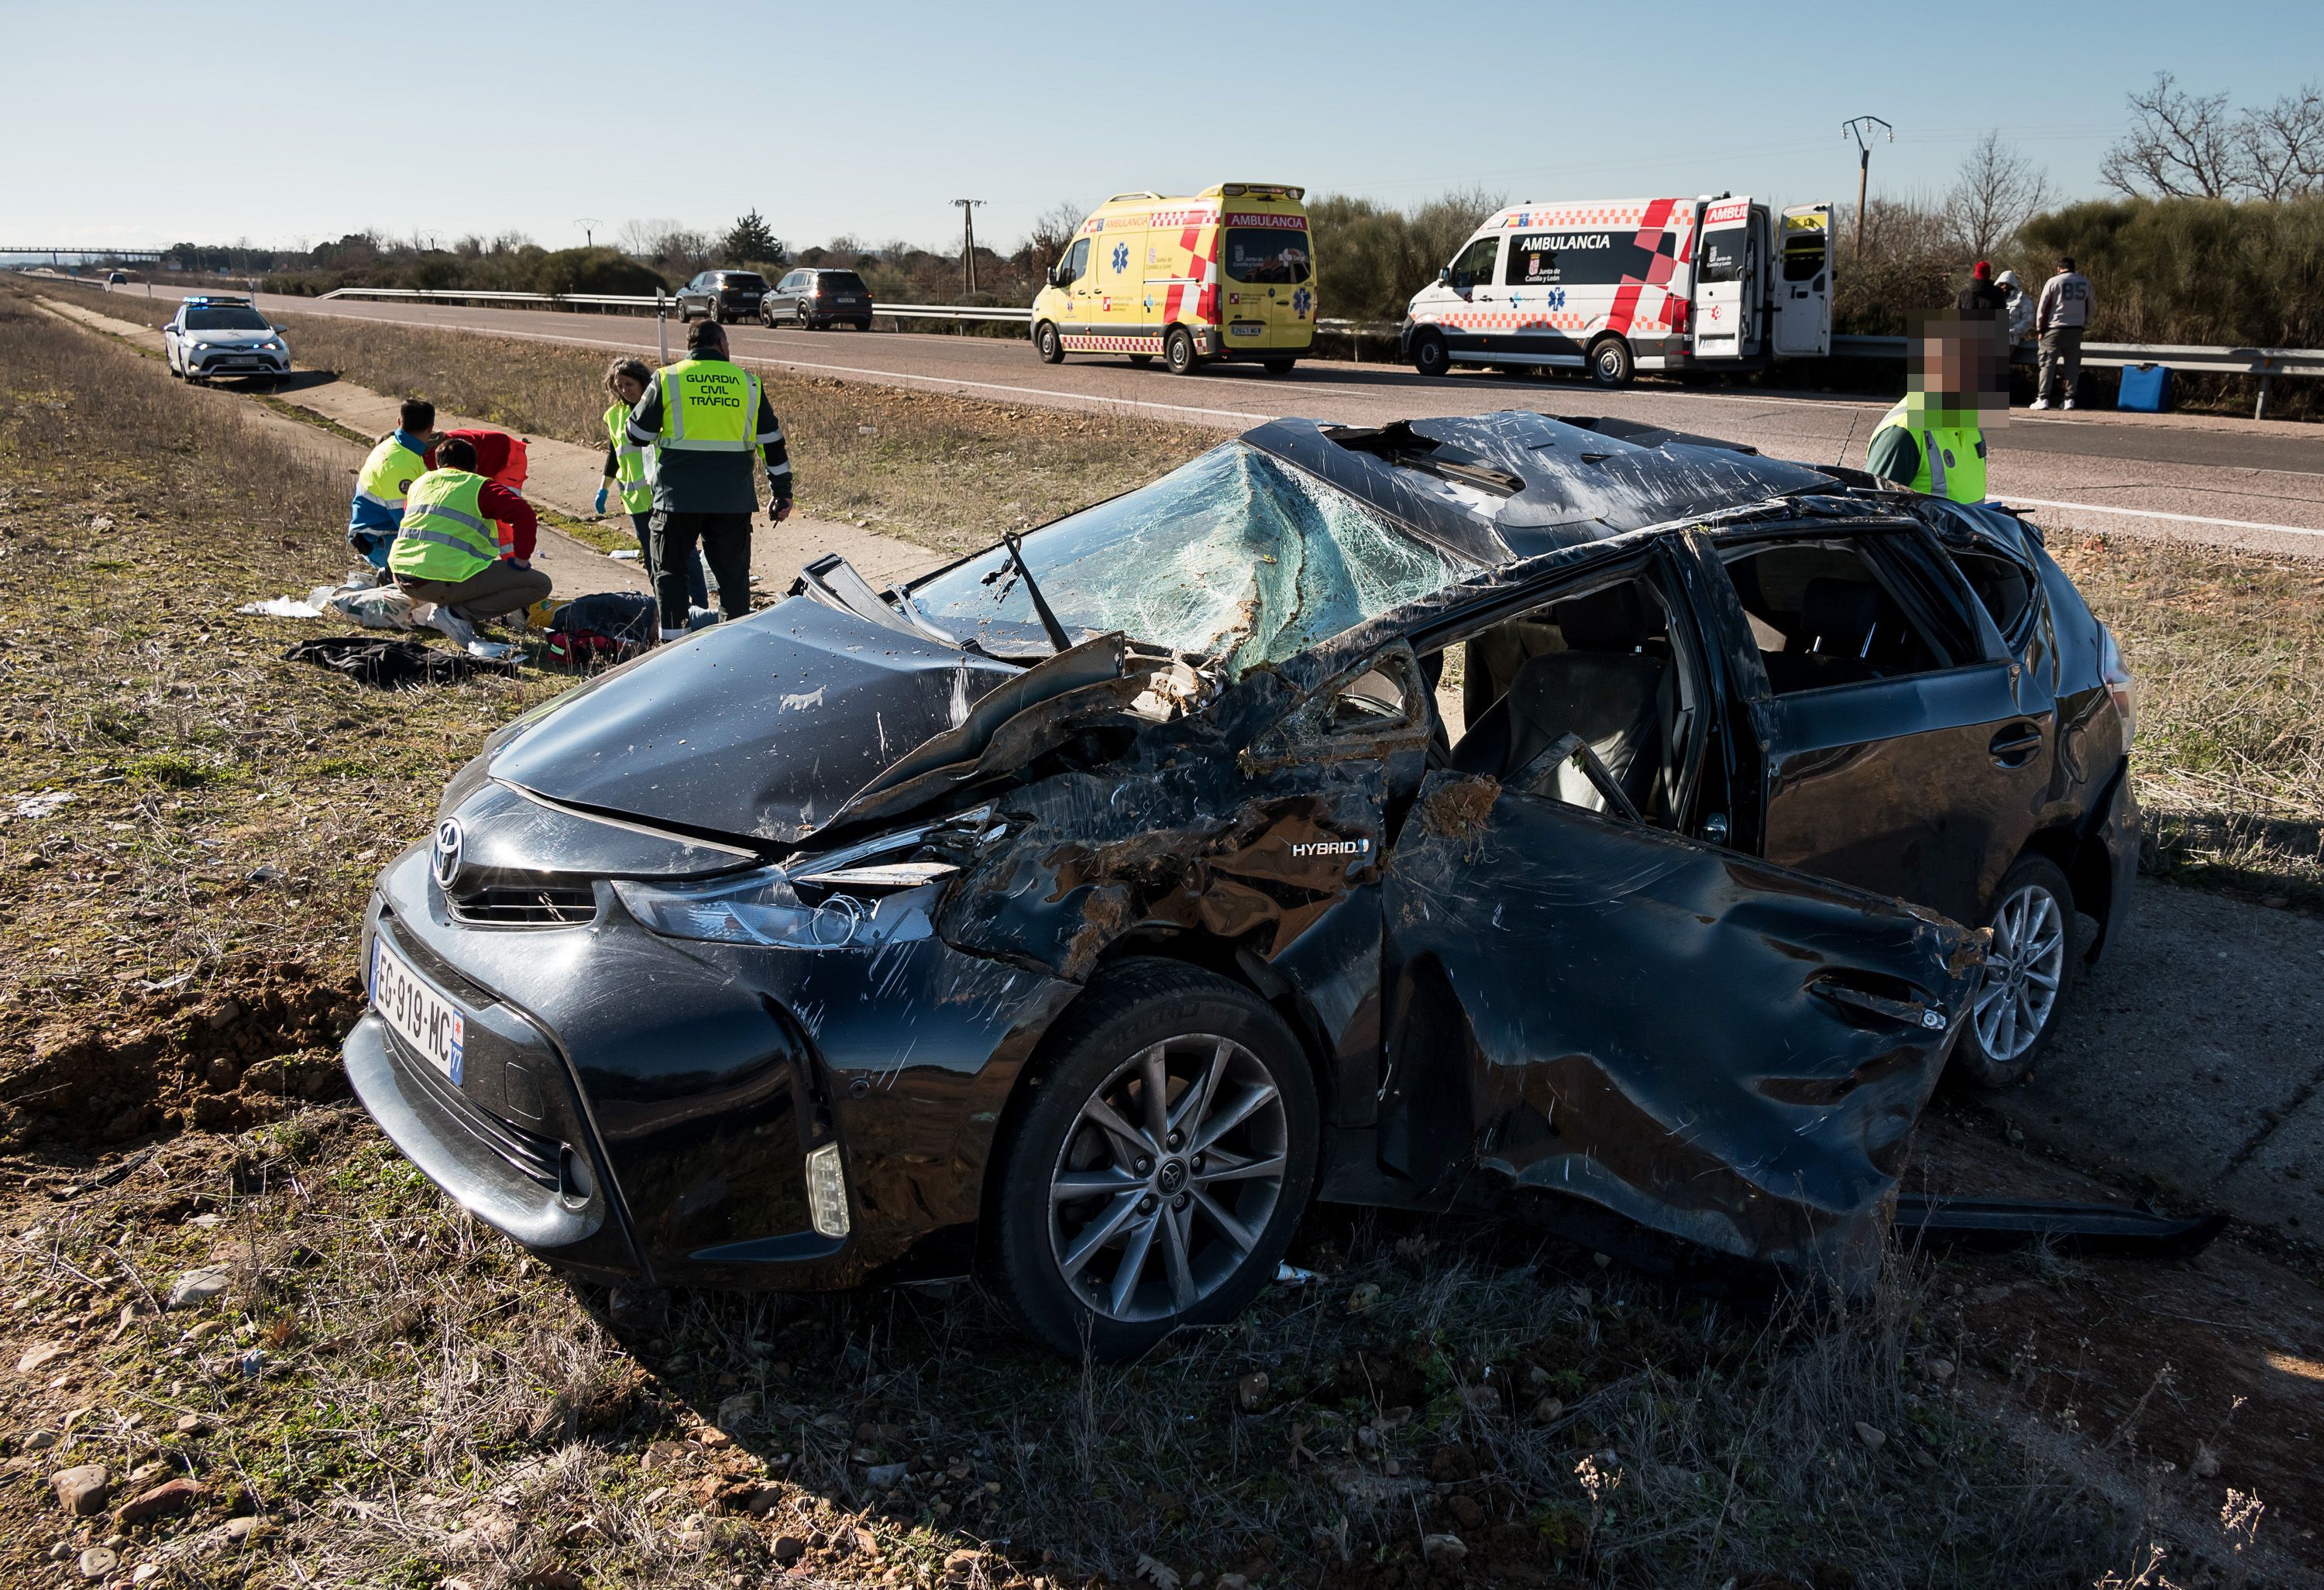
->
xmin=656 ymin=359 xmax=761 ymax=452
xmin=1869 ymin=398 xmax=1987 ymax=504
xmin=388 ymin=469 xmax=500 ymax=582
xmin=356 ymin=435 xmax=426 ymax=511
xmin=604 ymin=401 xmax=654 ymax=513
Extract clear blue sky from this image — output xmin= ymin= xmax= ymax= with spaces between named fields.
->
xmin=10 ymin=0 xmax=2321 ymax=256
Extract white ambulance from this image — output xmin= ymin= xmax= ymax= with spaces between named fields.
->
xmin=1401 ymin=196 xmax=1832 ymax=386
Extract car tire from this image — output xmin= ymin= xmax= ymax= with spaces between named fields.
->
xmin=983 ymin=960 xmax=1318 ymax=1361
xmin=854 ymin=319 xmax=872 ymax=332
xmin=760 ymin=305 xmax=777 ymax=328
xmin=796 ymin=306 xmax=813 ymax=331
xmin=1588 ymin=336 xmax=1635 ymax=388
xmin=1164 ymin=327 xmax=1198 ymax=375
xmin=1411 ymin=330 xmax=1450 ymax=379
xmin=1034 ymin=321 xmax=1064 ymax=364
xmin=1261 ymin=358 xmax=1297 ymax=376
xmin=1954 ymin=855 xmax=2078 ymax=1089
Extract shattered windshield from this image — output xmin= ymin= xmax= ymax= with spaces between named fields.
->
xmin=908 ymin=444 xmax=1470 ymax=673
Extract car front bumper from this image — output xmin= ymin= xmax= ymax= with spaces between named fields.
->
xmin=345 ymin=843 xmax=1074 ymax=1290
xmin=186 ymin=350 xmax=289 ymax=376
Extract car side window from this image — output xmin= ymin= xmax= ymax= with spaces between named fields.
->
xmin=1061 ymin=238 xmax=1091 ymax=283
xmin=1448 ymin=235 xmax=1501 ymax=293
xmin=1250 ymin=647 xmax=1431 ymax=769
xmin=1948 ymin=548 xmax=2039 ymax=647
xmin=1446 ymin=575 xmax=1699 ymax=827
xmin=1717 ymin=538 xmax=1956 ymax=695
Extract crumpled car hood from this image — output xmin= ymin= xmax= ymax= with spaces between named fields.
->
xmin=490 ymin=597 xmax=1020 ymax=844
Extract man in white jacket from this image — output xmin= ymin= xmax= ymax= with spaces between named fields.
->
xmin=2031 ymin=256 xmax=2095 ymax=410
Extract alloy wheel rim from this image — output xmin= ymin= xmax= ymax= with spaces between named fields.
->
xmin=1047 ymin=1033 xmax=1287 ymax=1324
xmin=1972 ymin=883 xmax=2067 ymax=1063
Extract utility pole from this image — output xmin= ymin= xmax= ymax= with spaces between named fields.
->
xmin=1841 ymin=116 xmax=1893 ymax=262
xmin=951 ymin=199 xmax=985 ymax=297
xmin=576 ymin=217 xmax=602 ymax=248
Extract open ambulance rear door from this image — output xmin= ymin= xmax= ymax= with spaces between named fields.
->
xmin=1772 ymin=204 xmax=1832 ymax=358
xmin=1690 ymin=197 xmax=1758 ymax=361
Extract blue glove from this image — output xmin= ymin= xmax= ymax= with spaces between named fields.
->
xmin=593 ymin=486 xmax=609 ymax=515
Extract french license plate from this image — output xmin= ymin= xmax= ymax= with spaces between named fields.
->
xmin=370 ymin=936 xmax=466 ymax=1084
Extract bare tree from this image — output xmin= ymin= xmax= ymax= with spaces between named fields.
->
xmin=2240 ymin=82 xmax=2324 ymax=201
xmin=1944 ymin=132 xmax=2053 ymax=256
xmin=1018 ymin=201 xmax=1085 ymax=270
xmin=2100 ymin=72 xmax=2242 ymax=198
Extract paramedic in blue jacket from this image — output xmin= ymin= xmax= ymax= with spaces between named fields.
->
xmin=347 ymin=399 xmax=440 ymax=568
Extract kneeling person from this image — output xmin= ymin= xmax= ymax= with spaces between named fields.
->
xmin=388 ymin=435 xmax=551 ymax=647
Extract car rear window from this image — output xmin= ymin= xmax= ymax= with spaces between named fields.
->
xmin=909 ymin=443 xmax=1467 ymax=672
xmin=1223 ymin=229 xmax=1311 ymax=285
xmin=183 ymin=307 xmax=270 ymax=331
xmin=721 ymin=273 xmax=768 ymax=290
xmin=817 ymin=273 xmax=868 ymax=294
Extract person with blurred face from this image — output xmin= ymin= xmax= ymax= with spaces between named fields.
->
xmin=1865 ymin=314 xmax=1999 ymax=504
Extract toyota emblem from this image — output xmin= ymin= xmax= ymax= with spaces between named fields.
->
xmin=431 ymin=819 xmax=464 ymax=889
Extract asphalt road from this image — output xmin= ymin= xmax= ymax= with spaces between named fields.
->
xmin=110 ymin=281 xmax=2324 ymax=560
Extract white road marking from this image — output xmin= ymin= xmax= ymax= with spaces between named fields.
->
xmin=730 ymin=352 xmax=1294 ymax=424
xmin=1998 ymin=495 xmax=2324 ymax=539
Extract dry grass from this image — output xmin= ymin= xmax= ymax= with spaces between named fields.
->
xmin=3 ymin=1113 xmax=2192 ymax=1590
xmin=2049 ymin=532 xmax=2324 ymax=909
xmin=270 ymin=311 xmax=1211 ymax=559
xmin=0 ymin=292 xmax=580 ymax=1144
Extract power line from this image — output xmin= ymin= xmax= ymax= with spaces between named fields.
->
xmin=950 ymin=199 xmax=985 ymax=297
xmin=1841 ymin=115 xmax=1895 ymax=260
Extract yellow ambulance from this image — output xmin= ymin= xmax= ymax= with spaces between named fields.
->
xmin=1030 ymin=184 xmax=1315 ymax=376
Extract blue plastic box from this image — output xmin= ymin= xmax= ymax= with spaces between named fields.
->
xmin=2117 ymin=362 xmax=2171 ymax=413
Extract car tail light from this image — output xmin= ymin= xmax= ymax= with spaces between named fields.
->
xmin=2098 ymin=623 xmax=2137 ymax=744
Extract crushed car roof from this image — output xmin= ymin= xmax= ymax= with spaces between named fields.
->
xmin=1243 ymin=411 xmax=1851 ymax=563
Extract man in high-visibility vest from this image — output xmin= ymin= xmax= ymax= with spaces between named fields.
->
xmin=387 ymin=435 xmax=552 ymax=649
xmin=347 ymin=399 xmax=438 ymax=569
xmin=624 ymin=320 xmax=792 ymax=640
xmin=1865 ymin=314 xmax=2003 ymax=505
xmin=596 ymin=357 xmax=706 ymax=610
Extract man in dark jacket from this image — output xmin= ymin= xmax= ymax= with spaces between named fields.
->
xmin=624 ymin=321 xmax=794 ymax=639
xmin=1956 ymin=260 xmax=2008 ymax=320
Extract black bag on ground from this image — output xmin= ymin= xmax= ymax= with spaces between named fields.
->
xmin=549 ymin=592 xmax=659 ymax=647
xmin=283 ymin=636 xmax=517 ymax=689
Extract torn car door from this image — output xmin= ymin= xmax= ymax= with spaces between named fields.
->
xmin=1379 ymin=768 xmax=1980 ymax=1286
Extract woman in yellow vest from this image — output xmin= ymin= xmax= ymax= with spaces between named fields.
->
xmin=596 ymin=359 xmax=706 ymax=608
xmin=389 ymin=436 xmax=553 ymax=649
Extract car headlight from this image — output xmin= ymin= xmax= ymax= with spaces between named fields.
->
xmin=260 ymin=339 xmax=283 ymax=352
xmin=189 ymin=340 xmax=211 ymax=352
xmin=614 ymin=860 xmax=955 ymax=950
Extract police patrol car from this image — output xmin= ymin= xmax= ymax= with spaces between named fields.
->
xmin=1404 ymin=196 xmax=1832 ymax=386
xmin=1030 ymin=184 xmax=1315 ymax=376
xmin=163 ymin=296 xmax=290 ymax=386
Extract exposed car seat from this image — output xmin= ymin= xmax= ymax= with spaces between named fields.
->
xmin=1761 ymin=577 xmax=1882 ymax=692
xmin=1449 ymin=585 xmax=1671 ymax=816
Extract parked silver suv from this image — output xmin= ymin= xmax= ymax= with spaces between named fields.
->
xmin=164 ymin=297 xmax=290 ymax=386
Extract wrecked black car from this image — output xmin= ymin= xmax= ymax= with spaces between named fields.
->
xmin=345 ymin=411 xmax=2137 ymax=1357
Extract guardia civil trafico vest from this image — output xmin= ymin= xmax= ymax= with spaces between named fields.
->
xmin=604 ymin=401 xmax=653 ymax=513
xmin=653 ymin=359 xmax=763 ymax=453
xmin=1868 ymin=398 xmax=1988 ymax=504
xmin=388 ymin=469 xmax=500 ymax=582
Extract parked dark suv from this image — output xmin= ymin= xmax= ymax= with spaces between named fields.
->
xmin=762 ymin=269 xmax=874 ymax=331
xmin=346 ymin=411 xmax=2137 ymax=1358
xmin=675 ymin=270 xmax=769 ymax=324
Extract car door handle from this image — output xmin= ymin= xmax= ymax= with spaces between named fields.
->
xmin=1988 ymin=723 xmax=2044 ymax=768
